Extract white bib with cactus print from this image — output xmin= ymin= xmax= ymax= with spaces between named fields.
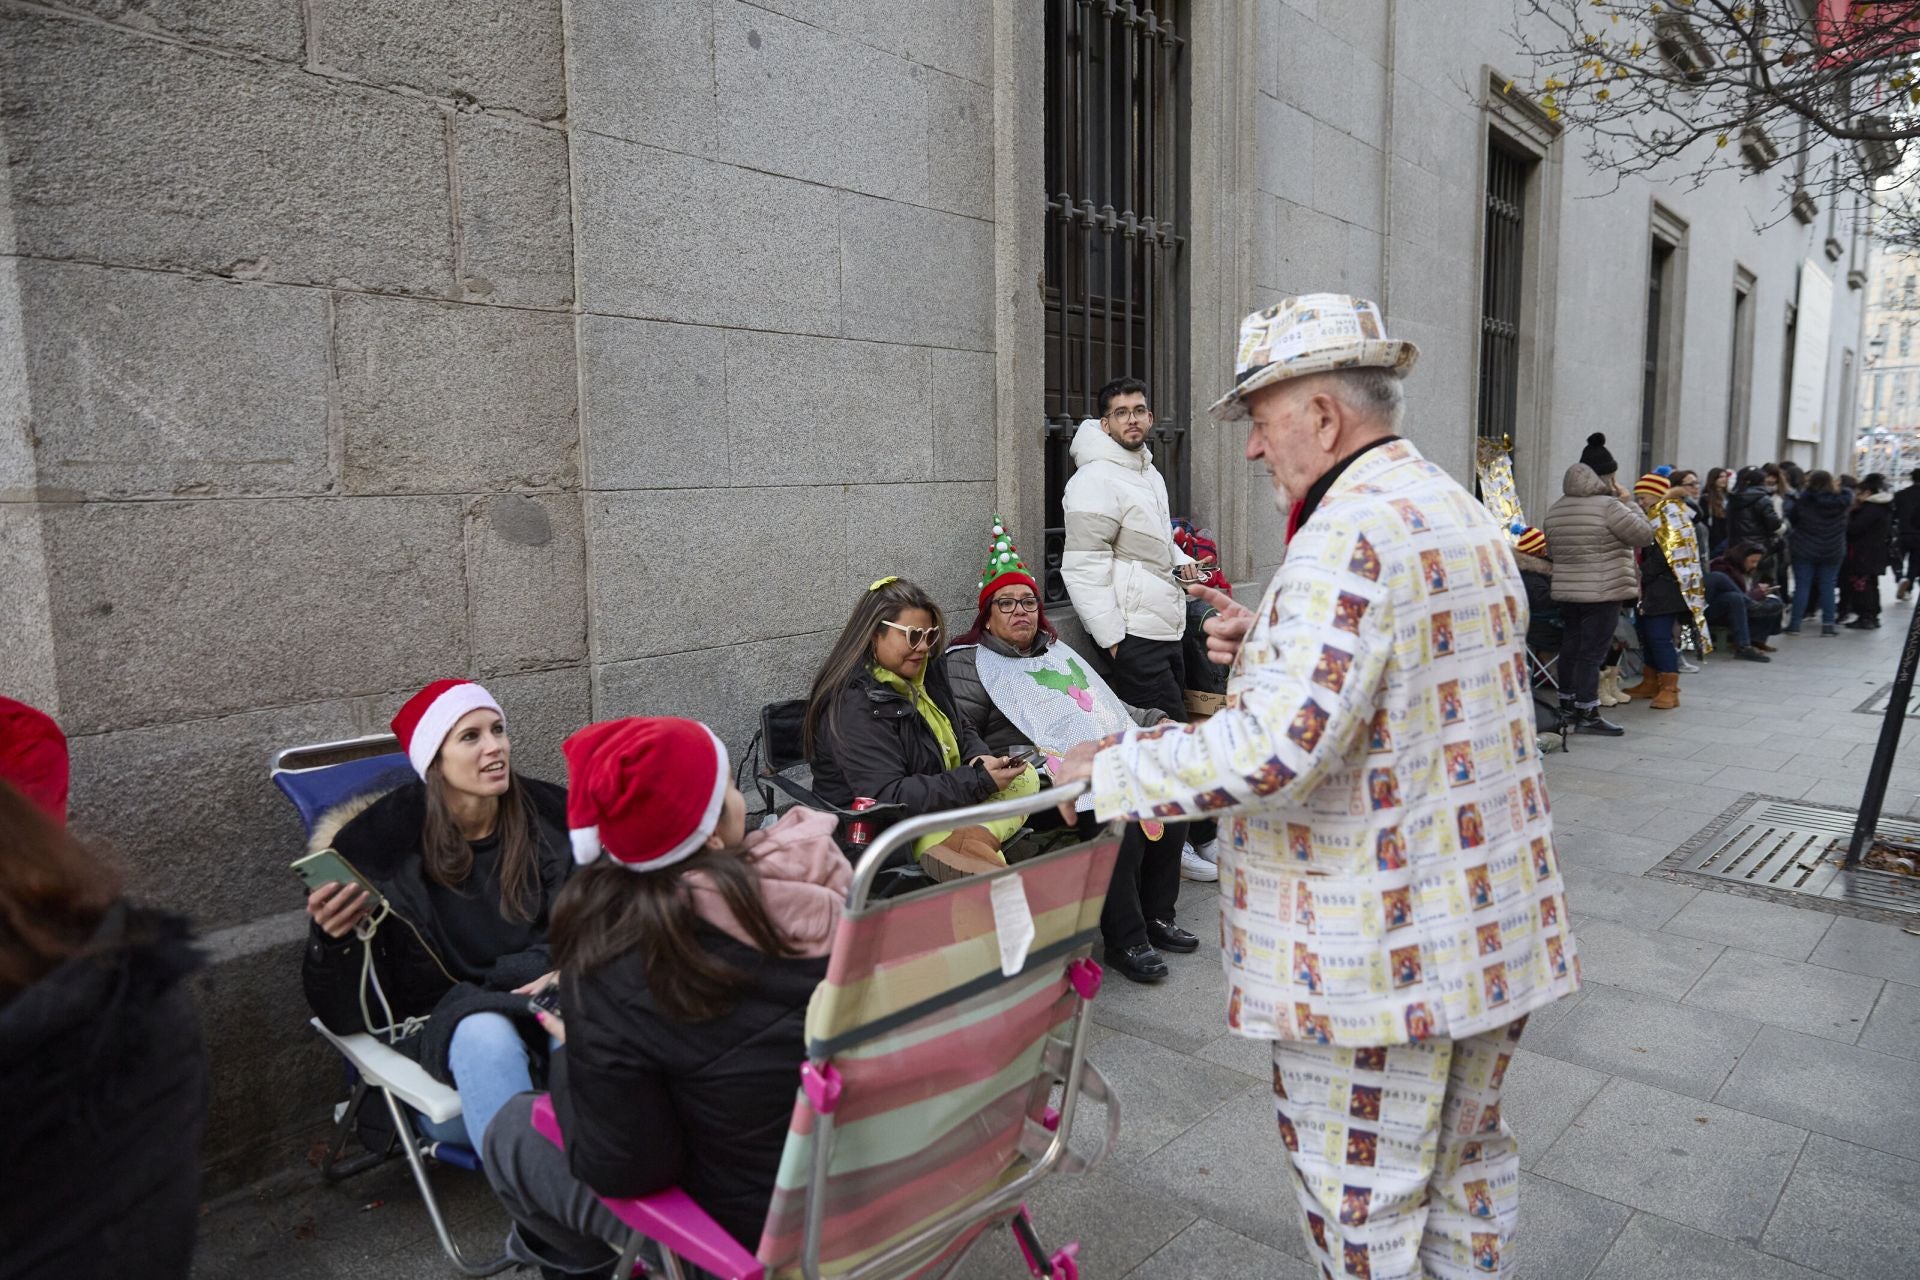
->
xmin=971 ymin=642 xmax=1136 ymax=810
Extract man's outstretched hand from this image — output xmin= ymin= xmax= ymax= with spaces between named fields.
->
xmin=1052 ymin=740 xmax=1100 ymax=822
xmin=1189 ymin=582 xmax=1254 ymax=666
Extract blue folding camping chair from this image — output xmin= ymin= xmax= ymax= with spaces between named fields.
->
xmin=273 ymin=734 xmax=511 ymax=1276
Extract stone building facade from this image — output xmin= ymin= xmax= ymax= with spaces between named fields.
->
xmin=0 ymin=0 xmax=1867 ymax=1188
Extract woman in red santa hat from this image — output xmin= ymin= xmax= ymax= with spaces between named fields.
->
xmin=301 ymin=678 xmax=575 ymax=1156
xmin=479 ymin=716 xmax=847 ymax=1275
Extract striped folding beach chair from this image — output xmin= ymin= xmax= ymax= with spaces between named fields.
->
xmin=531 ymin=781 xmax=1121 ymax=1280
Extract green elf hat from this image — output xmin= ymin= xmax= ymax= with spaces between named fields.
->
xmin=977 ymin=514 xmax=1039 ymax=609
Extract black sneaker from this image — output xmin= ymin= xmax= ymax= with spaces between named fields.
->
xmin=1147 ymin=920 xmax=1200 ymax=953
xmin=1821 ymin=624 xmax=1839 ymax=637
xmin=1734 ymin=646 xmax=1772 ymax=662
xmin=1574 ymin=707 xmax=1625 ymax=737
xmin=1107 ymin=943 xmax=1168 ymax=983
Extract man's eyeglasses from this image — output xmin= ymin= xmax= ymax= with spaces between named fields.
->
xmin=993 ymin=596 xmax=1041 ymax=615
xmin=1105 ymin=406 xmax=1153 ymax=423
xmin=880 ymin=620 xmax=941 ymax=649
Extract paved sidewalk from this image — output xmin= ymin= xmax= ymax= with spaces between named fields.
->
xmin=192 ymin=616 xmax=1920 ymax=1279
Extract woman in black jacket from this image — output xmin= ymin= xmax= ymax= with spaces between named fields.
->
xmin=1 ymin=719 xmax=208 ymax=1280
xmin=301 ymin=679 xmax=575 ymax=1154
xmin=1786 ymin=471 xmax=1855 ymax=636
xmin=805 ymin=577 xmax=1033 ymax=881
xmin=481 ymin=716 xmax=847 ymax=1273
xmin=1845 ymin=473 xmax=1895 ymax=629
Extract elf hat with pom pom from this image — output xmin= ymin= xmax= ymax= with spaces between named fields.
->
xmin=977 ymin=514 xmax=1040 ymax=608
xmin=563 ymin=717 xmax=731 ymax=871
xmin=390 ymin=679 xmax=505 ymax=780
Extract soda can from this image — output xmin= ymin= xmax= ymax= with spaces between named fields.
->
xmin=845 ymin=796 xmax=879 ymax=846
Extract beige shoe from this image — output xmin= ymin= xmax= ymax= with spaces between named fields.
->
xmin=920 ymin=826 xmax=1007 ymax=882
xmin=1597 ymin=667 xmax=1621 ymax=707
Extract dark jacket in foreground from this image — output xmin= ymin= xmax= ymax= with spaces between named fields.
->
xmin=1894 ymin=482 xmax=1920 ymax=550
xmin=553 ymin=928 xmax=826 ymax=1247
xmin=808 ymin=663 xmax=996 ymax=832
xmin=301 ymin=776 xmax=573 ymax=1084
xmin=944 ymin=632 xmax=1165 ymax=753
xmin=1639 ymin=539 xmax=1686 ymax=618
xmin=1847 ymin=493 xmax=1894 ymax=579
xmin=1786 ymin=488 xmax=1854 ymax=565
xmin=0 ymin=904 xmax=207 ymax=1280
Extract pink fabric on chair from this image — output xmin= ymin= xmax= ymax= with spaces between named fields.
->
xmin=529 ymin=1095 xmax=766 ymax=1280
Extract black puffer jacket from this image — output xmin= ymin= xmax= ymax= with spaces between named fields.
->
xmin=553 ymin=928 xmax=826 ymax=1247
xmin=1787 ymin=488 xmax=1854 ymax=565
xmin=944 ymin=633 xmax=1164 ymax=754
xmin=1728 ymin=485 xmax=1784 ymax=548
xmin=808 ymin=664 xmax=996 ymax=833
xmin=1848 ymin=493 xmax=1895 ymax=578
xmin=301 ymin=776 xmax=574 ymax=1084
xmin=1 ymin=904 xmax=207 ymax=1280
xmin=1639 ymin=540 xmax=1686 ymax=617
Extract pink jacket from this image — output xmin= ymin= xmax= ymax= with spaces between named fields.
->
xmin=685 ymin=807 xmax=848 ymax=958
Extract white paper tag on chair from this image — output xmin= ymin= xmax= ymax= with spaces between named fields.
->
xmin=990 ymin=871 xmax=1037 ymax=976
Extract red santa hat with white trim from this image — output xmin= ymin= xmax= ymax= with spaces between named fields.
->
xmin=390 ymin=679 xmax=505 ymax=780
xmin=563 ymin=717 xmax=732 ymax=871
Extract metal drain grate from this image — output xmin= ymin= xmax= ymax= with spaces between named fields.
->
xmin=1654 ymin=795 xmax=1920 ymax=924
xmin=1853 ymin=684 xmax=1920 ymax=719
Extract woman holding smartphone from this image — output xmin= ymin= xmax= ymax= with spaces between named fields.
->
xmin=805 ymin=577 xmax=1036 ymax=881
xmin=301 ymin=679 xmax=575 ymax=1155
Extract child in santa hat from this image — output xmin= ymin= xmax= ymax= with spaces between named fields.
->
xmin=301 ymin=678 xmax=576 ymax=1156
xmin=480 ymin=716 xmax=846 ymax=1274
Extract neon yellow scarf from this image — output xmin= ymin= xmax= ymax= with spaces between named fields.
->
xmin=869 ymin=663 xmax=1035 ymax=857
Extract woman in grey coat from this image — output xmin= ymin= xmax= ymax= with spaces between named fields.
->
xmin=1541 ymin=434 xmax=1655 ymax=735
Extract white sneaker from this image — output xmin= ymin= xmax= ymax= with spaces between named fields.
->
xmin=1180 ymin=843 xmax=1219 ymax=882
xmin=1677 ymin=658 xmax=1700 ymax=674
xmin=1191 ymin=838 xmax=1219 ymax=863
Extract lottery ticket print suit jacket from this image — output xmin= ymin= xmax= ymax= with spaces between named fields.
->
xmin=1089 ymin=438 xmax=1582 ymax=1047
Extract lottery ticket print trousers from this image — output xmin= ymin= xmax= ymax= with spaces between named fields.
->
xmin=1271 ymin=1017 xmax=1526 ymax=1280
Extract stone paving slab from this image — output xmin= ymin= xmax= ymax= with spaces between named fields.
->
xmin=1523 ymin=984 xmax=1762 ymax=1101
xmin=1532 ymin=1076 xmax=1807 ymax=1244
xmin=1681 ymin=948 xmax=1884 ymax=1043
xmin=1713 ymin=1026 xmax=1920 ymax=1158
xmin=1588 ymin=1212 xmax=1828 ymax=1280
xmin=1856 ymin=978 xmax=1920 ymax=1058
xmin=1499 ymin=1049 xmax=1609 ymax=1171
xmin=1660 ymin=891 xmax=1837 ymax=961
xmin=1807 ymin=914 xmax=1920 ymax=985
xmin=1568 ymin=914 xmax=1723 ymax=999
xmin=1117 ymin=1218 xmax=1316 ymax=1280
xmin=1759 ymin=1134 xmax=1920 ymax=1280
xmin=1513 ymin=1172 xmax=1632 ymax=1280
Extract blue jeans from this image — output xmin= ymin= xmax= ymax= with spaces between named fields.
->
xmin=1640 ymin=612 xmax=1681 ymax=674
xmin=415 ymin=1012 xmax=535 ymax=1154
xmin=1790 ymin=559 xmax=1841 ymax=629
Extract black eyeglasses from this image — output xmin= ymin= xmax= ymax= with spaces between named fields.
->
xmin=1104 ymin=406 xmax=1152 ymax=423
xmin=880 ymin=620 xmax=941 ymax=649
xmin=993 ymin=597 xmax=1041 ymax=614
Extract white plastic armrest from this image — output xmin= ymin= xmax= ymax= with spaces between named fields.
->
xmin=309 ymin=1017 xmax=463 ymax=1125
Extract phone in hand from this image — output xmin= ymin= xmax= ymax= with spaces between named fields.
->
xmin=528 ymin=987 xmax=563 ymax=1021
xmin=291 ymin=849 xmax=385 ymax=913
xmin=1005 ymin=745 xmax=1041 ymax=768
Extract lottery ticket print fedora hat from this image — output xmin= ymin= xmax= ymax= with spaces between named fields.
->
xmin=1208 ymin=292 xmax=1419 ymax=422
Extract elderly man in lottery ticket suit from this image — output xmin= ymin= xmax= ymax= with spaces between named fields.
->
xmin=1056 ymin=295 xmax=1580 ymax=1280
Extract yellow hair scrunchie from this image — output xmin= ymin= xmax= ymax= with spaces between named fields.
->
xmin=868 ymin=575 xmax=899 ymax=592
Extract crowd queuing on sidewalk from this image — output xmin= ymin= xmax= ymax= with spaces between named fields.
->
xmin=13 ymin=291 xmax=1909 ymax=1279
xmin=1529 ymin=432 xmax=1915 ymax=738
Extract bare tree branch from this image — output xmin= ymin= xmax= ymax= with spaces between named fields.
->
xmin=1507 ymin=0 xmax=1920 ymax=244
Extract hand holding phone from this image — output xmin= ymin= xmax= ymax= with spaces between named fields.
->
xmin=293 ymin=849 xmax=383 ymax=938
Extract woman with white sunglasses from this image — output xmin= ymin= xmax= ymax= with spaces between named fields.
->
xmin=804 ymin=577 xmax=1034 ymax=881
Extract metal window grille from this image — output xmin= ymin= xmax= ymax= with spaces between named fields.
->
xmin=1477 ymin=140 xmax=1530 ymax=450
xmin=1042 ymin=0 xmax=1189 ymax=605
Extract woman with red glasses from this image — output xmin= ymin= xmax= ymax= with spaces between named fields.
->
xmin=804 ymin=576 xmax=1034 ymax=882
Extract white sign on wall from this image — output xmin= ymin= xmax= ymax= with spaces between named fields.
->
xmin=1787 ymin=258 xmax=1833 ymax=445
